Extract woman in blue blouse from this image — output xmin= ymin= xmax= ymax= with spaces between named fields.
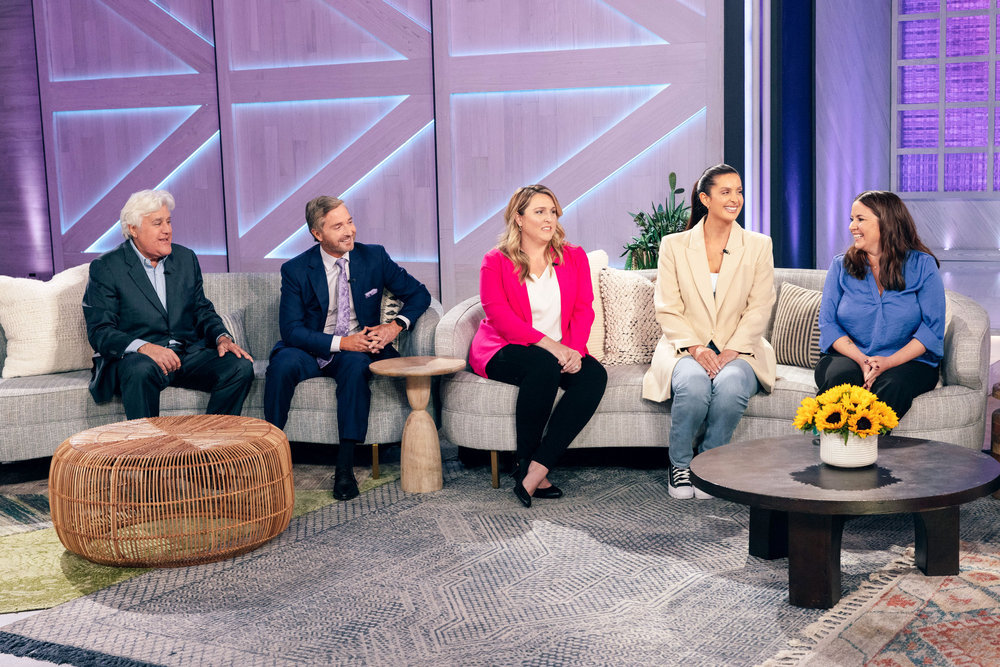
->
xmin=816 ymin=190 xmax=945 ymax=418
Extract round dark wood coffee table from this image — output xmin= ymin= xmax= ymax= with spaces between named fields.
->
xmin=690 ymin=434 xmax=1000 ymax=608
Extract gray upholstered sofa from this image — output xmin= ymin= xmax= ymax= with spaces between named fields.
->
xmin=435 ymin=267 xmax=990 ymax=487
xmin=0 ymin=272 xmax=442 ymax=464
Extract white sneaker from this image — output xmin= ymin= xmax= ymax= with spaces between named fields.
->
xmin=693 ymin=486 xmax=714 ymax=500
xmin=668 ymin=464 xmax=694 ymax=499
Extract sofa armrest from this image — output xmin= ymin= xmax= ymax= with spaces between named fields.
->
xmin=399 ymin=298 xmax=444 ymax=358
xmin=941 ymin=289 xmax=990 ymax=393
xmin=434 ymin=295 xmax=484 ymax=362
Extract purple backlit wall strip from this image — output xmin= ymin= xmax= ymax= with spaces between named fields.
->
xmin=894 ymin=1 xmax=998 ymax=195
xmin=17 ymin=0 xmax=724 ymax=305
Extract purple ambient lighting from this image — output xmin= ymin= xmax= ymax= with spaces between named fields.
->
xmin=945 ymin=0 xmax=990 ymax=9
xmin=899 ymin=20 xmax=938 ymax=59
xmin=899 ymin=110 xmax=938 ymax=148
xmin=945 ymin=62 xmax=988 ymax=102
xmin=945 ymin=108 xmax=988 ymax=147
xmin=900 ymin=0 xmax=939 ymax=12
xmin=899 ymin=65 xmax=938 ymax=104
xmin=898 ymin=154 xmax=937 ymax=192
xmin=944 ymin=153 xmax=987 ymax=191
xmin=946 ymin=15 xmax=989 ymax=57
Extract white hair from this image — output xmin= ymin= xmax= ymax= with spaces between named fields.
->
xmin=119 ymin=189 xmax=175 ymax=239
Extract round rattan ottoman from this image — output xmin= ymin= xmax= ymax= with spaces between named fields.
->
xmin=49 ymin=415 xmax=294 ymax=567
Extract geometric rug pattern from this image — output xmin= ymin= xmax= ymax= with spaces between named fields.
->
xmin=1 ymin=462 xmax=998 ymax=666
xmin=0 ymin=466 xmax=399 ymax=614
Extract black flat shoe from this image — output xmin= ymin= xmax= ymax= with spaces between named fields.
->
xmin=532 ymin=484 xmax=563 ymax=499
xmin=333 ymin=471 xmax=359 ymax=501
xmin=512 ymin=481 xmax=531 ymax=508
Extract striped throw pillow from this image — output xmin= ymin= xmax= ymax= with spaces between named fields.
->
xmin=772 ymin=283 xmax=822 ymax=368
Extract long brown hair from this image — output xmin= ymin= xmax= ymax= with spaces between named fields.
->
xmin=497 ymin=184 xmax=567 ymax=283
xmin=685 ymin=163 xmax=740 ymax=230
xmin=843 ymin=190 xmax=938 ymax=291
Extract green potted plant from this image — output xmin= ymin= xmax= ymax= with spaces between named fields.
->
xmin=621 ymin=172 xmax=690 ymax=270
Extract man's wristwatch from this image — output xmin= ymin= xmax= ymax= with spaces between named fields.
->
xmin=392 ymin=317 xmax=407 ymax=331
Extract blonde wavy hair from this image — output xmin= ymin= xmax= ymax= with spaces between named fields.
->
xmin=497 ymin=184 xmax=566 ymax=283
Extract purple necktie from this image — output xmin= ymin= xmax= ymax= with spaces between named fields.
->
xmin=333 ymin=257 xmax=350 ymax=336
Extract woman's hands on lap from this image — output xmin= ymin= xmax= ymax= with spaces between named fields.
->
xmin=689 ymin=346 xmax=740 ymax=379
xmin=536 ymin=337 xmax=584 ymax=374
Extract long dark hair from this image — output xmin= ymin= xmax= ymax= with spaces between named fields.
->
xmin=843 ymin=190 xmax=938 ymax=291
xmin=685 ymin=163 xmax=740 ymax=230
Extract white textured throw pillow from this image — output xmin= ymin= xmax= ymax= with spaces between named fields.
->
xmin=585 ymin=249 xmax=609 ymax=361
xmin=0 ymin=263 xmax=93 ymax=378
xmin=600 ymin=268 xmax=660 ymax=365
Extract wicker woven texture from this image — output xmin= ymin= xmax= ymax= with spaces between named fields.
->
xmin=49 ymin=415 xmax=294 ymax=567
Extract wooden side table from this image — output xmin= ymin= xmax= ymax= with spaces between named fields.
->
xmin=991 ymin=382 xmax=1000 ymax=499
xmin=370 ymin=356 xmax=466 ymax=493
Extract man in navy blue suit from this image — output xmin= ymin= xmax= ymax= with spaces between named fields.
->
xmin=264 ymin=196 xmax=431 ymax=500
xmin=83 ymin=189 xmax=255 ymax=420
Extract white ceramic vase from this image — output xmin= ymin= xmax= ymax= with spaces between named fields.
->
xmin=819 ymin=431 xmax=877 ymax=468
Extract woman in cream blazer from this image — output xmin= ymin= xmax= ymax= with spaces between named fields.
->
xmin=642 ymin=164 xmax=776 ymax=499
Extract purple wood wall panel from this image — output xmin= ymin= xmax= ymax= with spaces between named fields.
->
xmin=434 ymin=0 xmax=725 ymax=304
xmin=214 ymin=0 xmax=439 ymax=293
xmin=14 ymin=0 xmax=722 ymax=307
xmin=0 ymin=0 xmax=51 ymax=279
xmin=33 ymin=0 xmax=228 ymax=272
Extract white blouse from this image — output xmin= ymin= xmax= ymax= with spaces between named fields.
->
xmin=526 ymin=267 xmax=562 ymax=341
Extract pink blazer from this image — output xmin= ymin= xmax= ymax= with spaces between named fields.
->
xmin=469 ymin=244 xmax=595 ymax=377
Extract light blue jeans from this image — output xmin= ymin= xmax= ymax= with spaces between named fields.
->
xmin=668 ymin=356 xmax=760 ymax=469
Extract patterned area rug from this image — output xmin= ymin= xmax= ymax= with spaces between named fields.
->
xmin=4 ymin=463 xmax=997 ymax=666
xmin=0 ymin=464 xmax=399 ymax=614
xmin=765 ymin=541 xmax=1000 ymax=665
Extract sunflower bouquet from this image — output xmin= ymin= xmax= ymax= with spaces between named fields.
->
xmin=793 ymin=384 xmax=898 ymax=443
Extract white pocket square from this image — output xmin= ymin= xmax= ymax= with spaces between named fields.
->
xmin=364 ymin=288 xmax=378 ymax=298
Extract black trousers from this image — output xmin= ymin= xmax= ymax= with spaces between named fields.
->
xmin=814 ymin=352 xmax=938 ymax=419
xmin=485 ymin=345 xmax=607 ymax=469
xmin=115 ymin=345 xmax=254 ymax=420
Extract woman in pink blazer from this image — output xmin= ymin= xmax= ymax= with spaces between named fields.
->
xmin=470 ymin=185 xmax=607 ymax=507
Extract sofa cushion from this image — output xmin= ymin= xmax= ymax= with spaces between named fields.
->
xmin=219 ymin=308 xmax=251 ymax=357
xmin=771 ymin=283 xmax=822 ymax=368
xmin=600 ymin=268 xmax=659 ymax=365
xmin=0 ymin=263 xmax=93 ymax=378
xmin=586 ymin=250 xmax=609 ymax=361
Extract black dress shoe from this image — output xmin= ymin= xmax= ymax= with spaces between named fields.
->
xmin=511 ymin=458 xmax=531 ymax=482
xmin=333 ymin=471 xmax=359 ymax=501
xmin=512 ymin=481 xmax=531 ymax=508
xmin=532 ymin=484 xmax=563 ymax=499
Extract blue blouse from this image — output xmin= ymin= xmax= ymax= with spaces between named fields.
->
xmin=818 ymin=251 xmax=945 ymax=366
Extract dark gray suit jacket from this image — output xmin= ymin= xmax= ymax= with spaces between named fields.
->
xmin=82 ymin=241 xmax=228 ymax=403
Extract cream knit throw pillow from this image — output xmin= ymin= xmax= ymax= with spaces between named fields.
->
xmin=599 ymin=268 xmax=659 ymax=365
xmin=0 ymin=263 xmax=93 ymax=378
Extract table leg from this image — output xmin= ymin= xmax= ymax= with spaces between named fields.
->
xmin=749 ymin=508 xmax=788 ymax=559
xmin=913 ymin=507 xmax=959 ymax=576
xmin=991 ymin=403 xmax=1000 ymax=499
xmin=788 ymin=512 xmax=844 ymax=608
xmin=400 ymin=376 xmax=443 ymax=493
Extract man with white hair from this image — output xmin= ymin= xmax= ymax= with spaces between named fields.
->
xmin=82 ymin=189 xmax=254 ymax=419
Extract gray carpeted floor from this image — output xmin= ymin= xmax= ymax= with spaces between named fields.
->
xmin=6 ymin=454 xmax=995 ymax=667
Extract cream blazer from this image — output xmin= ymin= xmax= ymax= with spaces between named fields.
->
xmin=641 ymin=220 xmax=777 ymax=402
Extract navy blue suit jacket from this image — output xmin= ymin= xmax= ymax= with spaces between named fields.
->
xmin=271 ymin=242 xmax=431 ymax=359
xmin=82 ymin=242 xmax=229 ymax=403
